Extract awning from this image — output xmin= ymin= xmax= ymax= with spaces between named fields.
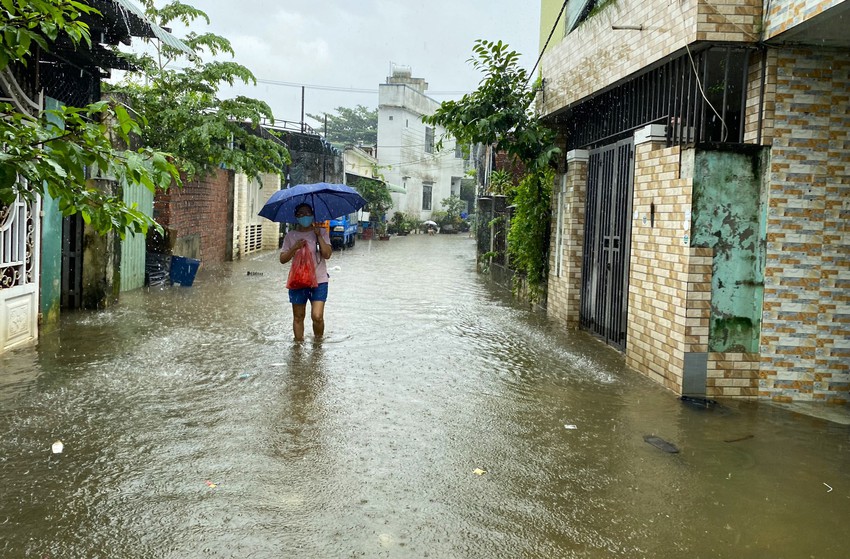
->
xmin=385 ymin=182 xmax=406 ymax=194
xmin=107 ymin=0 xmax=194 ymax=55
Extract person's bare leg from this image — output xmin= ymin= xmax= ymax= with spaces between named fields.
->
xmin=310 ymin=301 xmax=325 ymax=338
xmin=292 ymin=304 xmax=307 ymax=341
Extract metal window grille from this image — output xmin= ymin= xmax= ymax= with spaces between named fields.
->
xmin=558 ymin=46 xmax=752 ymax=151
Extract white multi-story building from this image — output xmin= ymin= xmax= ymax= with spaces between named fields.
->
xmin=377 ymin=68 xmax=468 ymax=220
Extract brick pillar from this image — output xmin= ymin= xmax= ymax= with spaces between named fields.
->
xmin=626 ymin=125 xmax=692 ymax=395
xmin=547 ymin=149 xmax=587 ymax=327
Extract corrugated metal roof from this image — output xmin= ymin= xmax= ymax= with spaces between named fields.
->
xmin=109 ymin=0 xmax=194 ymax=55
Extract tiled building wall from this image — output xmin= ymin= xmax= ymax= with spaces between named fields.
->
xmin=763 ymin=0 xmax=844 ymax=39
xmin=154 ymin=168 xmax=234 ymax=265
xmin=760 ymin=48 xmax=850 ymax=403
xmin=708 ymin=352 xmax=761 ymax=397
xmin=743 ymin=49 xmax=778 ymax=145
xmin=686 ymin=248 xmax=760 ymax=398
xmin=539 ymin=0 xmax=762 ymax=115
xmin=626 ymin=142 xmax=693 ymax=394
xmin=546 ymin=155 xmax=587 ymax=327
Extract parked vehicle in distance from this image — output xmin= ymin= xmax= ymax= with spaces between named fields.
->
xmin=329 ymin=213 xmax=357 ymax=250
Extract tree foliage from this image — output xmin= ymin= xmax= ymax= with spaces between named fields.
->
xmin=307 ymin=105 xmax=378 ymax=147
xmin=423 ymin=40 xmax=558 ymax=168
xmin=506 ymin=167 xmax=554 ymax=296
xmin=0 ymin=0 xmax=180 ymax=237
xmin=423 ymin=39 xmax=560 ymax=301
xmin=106 ymin=0 xmax=290 ymax=180
xmin=353 ymin=178 xmax=391 ymax=220
xmin=0 ymin=0 xmax=95 ymax=71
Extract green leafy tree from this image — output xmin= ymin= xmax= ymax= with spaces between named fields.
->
xmin=507 ymin=167 xmax=553 ymax=291
xmin=0 ymin=0 xmax=180 ymax=236
xmin=423 ymin=40 xmax=558 ymax=168
xmin=353 ymin=177 xmax=391 ymax=224
xmin=441 ymin=194 xmax=466 ymax=220
xmin=424 ymin=39 xmax=559 ymax=301
xmin=307 ymin=105 xmax=377 ymax=147
xmin=107 ymin=1 xmax=290 ymax=180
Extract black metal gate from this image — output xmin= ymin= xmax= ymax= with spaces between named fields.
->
xmin=61 ymin=214 xmax=83 ymax=309
xmin=580 ymin=138 xmax=635 ymax=351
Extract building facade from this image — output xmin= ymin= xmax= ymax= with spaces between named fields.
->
xmin=539 ymin=0 xmax=849 ymax=402
xmin=0 ymin=1 xmax=188 ymax=354
xmin=377 ymin=68 xmax=468 ymax=221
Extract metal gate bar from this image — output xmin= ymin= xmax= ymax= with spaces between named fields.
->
xmin=580 ymin=138 xmax=635 ymax=350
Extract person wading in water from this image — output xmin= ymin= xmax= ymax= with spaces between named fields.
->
xmin=279 ymin=203 xmax=333 ymax=341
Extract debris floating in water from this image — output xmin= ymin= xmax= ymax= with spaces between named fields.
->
xmin=51 ymin=441 xmax=64 ymax=454
xmin=824 ymin=483 xmax=833 ymax=493
xmin=472 ymin=468 xmax=487 ymax=476
xmin=643 ymin=435 xmax=679 ymax=453
xmin=205 ymin=480 xmax=218 ymax=489
xmin=564 ymin=424 xmax=578 ymax=430
xmin=238 ymin=373 xmax=250 ymax=380
xmin=723 ymin=434 xmax=754 ymax=443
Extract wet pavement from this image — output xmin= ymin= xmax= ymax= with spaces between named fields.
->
xmin=1 ymin=234 xmax=848 ymax=558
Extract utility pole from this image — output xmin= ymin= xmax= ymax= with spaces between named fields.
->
xmin=323 ymin=114 xmax=327 ymax=182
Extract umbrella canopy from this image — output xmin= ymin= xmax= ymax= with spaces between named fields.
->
xmin=423 ymin=220 xmax=438 ymax=227
xmin=258 ymin=182 xmax=367 ymax=224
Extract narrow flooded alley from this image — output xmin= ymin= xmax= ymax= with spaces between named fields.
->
xmin=1 ymin=235 xmax=848 ymax=558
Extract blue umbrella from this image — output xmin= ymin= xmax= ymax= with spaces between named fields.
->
xmin=258 ymin=182 xmax=367 ymax=224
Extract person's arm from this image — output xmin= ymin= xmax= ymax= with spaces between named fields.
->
xmin=280 ymin=235 xmax=306 ymax=264
xmin=315 ymin=227 xmax=332 ymax=260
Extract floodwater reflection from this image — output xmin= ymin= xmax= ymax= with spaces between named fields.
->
xmin=0 ymin=234 xmax=848 ymax=558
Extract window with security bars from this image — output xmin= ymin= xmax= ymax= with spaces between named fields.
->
xmin=422 ymin=182 xmax=433 ymax=211
xmin=425 ymin=127 xmax=434 ymax=153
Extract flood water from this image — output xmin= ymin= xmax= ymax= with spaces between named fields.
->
xmin=1 ymin=234 xmax=848 ymax=558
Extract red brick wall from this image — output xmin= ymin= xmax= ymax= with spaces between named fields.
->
xmin=494 ymin=151 xmax=526 ymax=184
xmin=153 ymin=168 xmax=234 ymax=264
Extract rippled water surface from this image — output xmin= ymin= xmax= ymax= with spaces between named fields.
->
xmin=1 ymin=234 xmax=848 ymax=558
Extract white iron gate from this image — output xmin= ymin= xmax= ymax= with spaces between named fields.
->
xmin=0 ymin=186 xmax=41 ymax=352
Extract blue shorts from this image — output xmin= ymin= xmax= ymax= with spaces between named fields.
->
xmin=289 ymin=282 xmax=328 ymax=305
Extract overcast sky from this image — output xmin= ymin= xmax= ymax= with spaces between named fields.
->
xmin=160 ymin=1 xmax=542 ymax=128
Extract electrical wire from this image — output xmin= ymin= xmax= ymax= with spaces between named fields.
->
xmin=675 ymin=2 xmax=729 ymax=142
xmin=255 ymin=78 xmax=470 ymax=96
xmin=527 ymin=0 xmax=568 ymax=85
xmin=683 ymin=43 xmax=728 ymax=142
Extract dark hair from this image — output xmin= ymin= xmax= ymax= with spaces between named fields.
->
xmin=294 ymin=203 xmax=313 ymax=216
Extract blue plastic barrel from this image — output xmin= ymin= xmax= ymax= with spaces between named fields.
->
xmin=170 ymin=256 xmax=200 ymax=286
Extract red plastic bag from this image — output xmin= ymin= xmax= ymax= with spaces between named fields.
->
xmin=286 ymin=243 xmax=318 ymax=290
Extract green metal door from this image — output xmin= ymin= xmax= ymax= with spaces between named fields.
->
xmin=119 ymin=182 xmax=154 ymax=292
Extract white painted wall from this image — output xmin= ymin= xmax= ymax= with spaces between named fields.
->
xmin=233 ymin=172 xmax=281 ymax=258
xmin=377 ymin=81 xmax=468 ymax=221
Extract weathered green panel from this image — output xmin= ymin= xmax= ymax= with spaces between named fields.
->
xmin=119 ymin=182 xmax=154 ymax=292
xmin=692 ymin=146 xmax=768 ymax=353
xmin=39 ymin=97 xmax=64 ymax=332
